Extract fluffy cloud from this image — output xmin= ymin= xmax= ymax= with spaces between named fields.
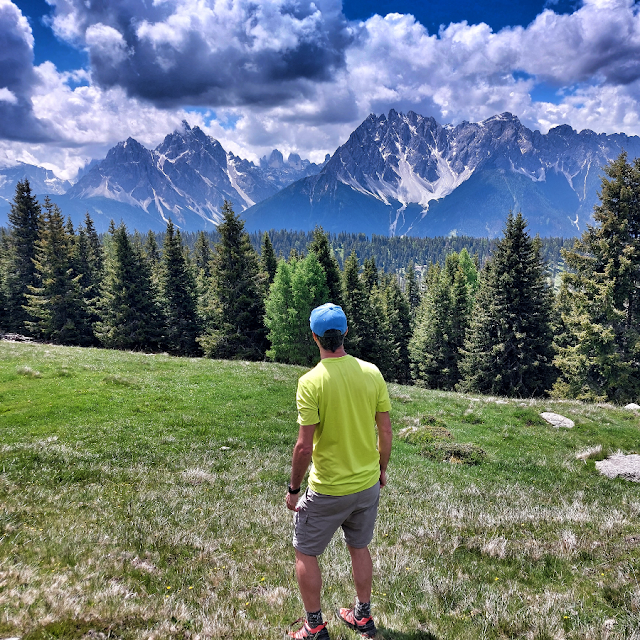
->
xmin=5 ymin=0 xmax=640 ymax=179
xmin=49 ymin=0 xmax=353 ymax=107
xmin=0 ymin=0 xmax=52 ymax=141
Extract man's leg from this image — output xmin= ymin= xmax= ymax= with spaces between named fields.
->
xmin=347 ymin=544 xmax=372 ymax=603
xmin=295 ymin=549 xmax=322 ymax=612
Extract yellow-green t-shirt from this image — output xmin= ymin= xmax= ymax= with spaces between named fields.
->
xmin=296 ymin=355 xmax=391 ymax=496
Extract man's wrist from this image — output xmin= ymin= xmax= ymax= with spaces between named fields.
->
xmin=288 ymin=484 xmax=301 ymax=494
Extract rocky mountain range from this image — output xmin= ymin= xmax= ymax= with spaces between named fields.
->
xmin=1 ymin=112 xmax=639 ymax=237
xmin=243 ymin=110 xmax=640 ymax=237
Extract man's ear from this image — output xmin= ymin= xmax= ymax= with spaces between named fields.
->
xmin=344 ymin=328 xmax=348 ymax=336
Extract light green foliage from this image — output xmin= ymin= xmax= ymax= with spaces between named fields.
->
xmin=199 ymin=201 xmax=267 ymax=360
xmin=460 ymin=213 xmax=555 ymax=397
xmin=0 ymin=342 xmax=639 ymax=639
xmin=553 ymin=152 xmax=640 ymax=402
xmin=265 ymin=252 xmax=329 ymax=365
xmin=308 ymin=226 xmax=342 ymax=306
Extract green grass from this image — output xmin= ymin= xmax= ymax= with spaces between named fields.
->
xmin=0 ymin=341 xmax=639 ymax=639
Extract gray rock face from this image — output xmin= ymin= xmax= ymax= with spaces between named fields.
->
xmin=596 ymin=453 xmax=640 ymax=482
xmin=62 ymin=121 xmax=325 ymax=231
xmin=243 ymin=110 xmax=640 ymax=237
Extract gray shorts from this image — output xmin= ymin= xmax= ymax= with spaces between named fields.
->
xmin=293 ymin=482 xmax=380 ymax=556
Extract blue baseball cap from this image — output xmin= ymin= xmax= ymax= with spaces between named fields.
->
xmin=310 ymin=303 xmax=347 ymax=336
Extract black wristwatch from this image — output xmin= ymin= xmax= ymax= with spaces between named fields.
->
xmin=288 ymin=485 xmax=301 ymax=494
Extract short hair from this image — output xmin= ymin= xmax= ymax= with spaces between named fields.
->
xmin=316 ymin=329 xmax=345 ymax=352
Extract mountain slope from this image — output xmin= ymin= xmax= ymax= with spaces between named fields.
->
xmin=243 ymin=111 xmax=640 ymax=237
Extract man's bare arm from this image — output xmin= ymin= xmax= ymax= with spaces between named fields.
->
xmin=376 ymin=411 xmax=392 ymax=487
xmin=286 ymin=423 xmax=316 ymax=511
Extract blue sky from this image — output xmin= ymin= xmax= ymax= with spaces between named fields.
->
xmin=2 ymin=0 xmax=640 ymax=178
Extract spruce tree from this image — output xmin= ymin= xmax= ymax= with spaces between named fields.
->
xmin=260 ymin=232 xmax=278 ymax=284
xmin=379 ymin=276 xmax=412 ymax=383
xmin=199 ymin=201 xmax=266 ymax=360
xmin=342 ymin=251 xmax=375 ymax=360
xmin=362 ymin=257 xmax=378 ymax=294
xmin=5 ymin=179 xmax=42 ymax=333
xmin=160 ymin=221 xmax=200 ymax=355
xmin=0 ymin=230 xmax=9 ymax=330
xmin=308 ymin=226 xmax=342 ymax=305
xmin=460 ymin=212 xmax=555 ymax=397
xmin=95 ymin=223 xmax=163 ymax=351
xmin=553 ymin=152 xmax=640 ymax=401
xmin=25 ymin=197 xmax=92 ymax=344
xmin=405 ymin=261 xmax=421 ymax=319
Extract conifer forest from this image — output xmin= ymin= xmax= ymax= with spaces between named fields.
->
xmin=1 ymin=153 xmax=639 ymax=403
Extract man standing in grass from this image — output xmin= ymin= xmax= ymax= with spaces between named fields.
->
xmin=286 ymin=303 xmax=393 ymax=640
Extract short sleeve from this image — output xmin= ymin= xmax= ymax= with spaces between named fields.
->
xmin=297 ymin=376 xmax=320 ymax=426
xmin=376 ymin=372 xmax=391 ymax=413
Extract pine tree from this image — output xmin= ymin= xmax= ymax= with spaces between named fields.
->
xmin=159 ymin=220 xmax=200 ymax=355
xmin=260 ymin=232 xmax=278 ymax=284
xmin=193 ymin=231 xmax=212 ymax=280
xmin=460 ymin=213 xmax=555 ymax=397
xmin=378 ymin=276 xmax=412 ymax=383
xmin=95 ymin=223 xmax=163 ymax=351
xmin=308 ymin=226 xmax=342 ymax=305
xmin=0 ymin=230 xmax=9 ymax=330
xmin=553 ymin=152 xmax=640 ymax=401
xmin=4 ymin=179 xmax=42 ymax=333
xmin=362 ymin=257 xmax=378 ymax=294
xmin=24 ymin=198 xmax=92 ymax=344
xmin=199 ymin=201 xmax=267 ymax=360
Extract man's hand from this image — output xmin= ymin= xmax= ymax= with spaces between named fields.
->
xmin=379 ymin=469 xmax=387 ymax=487
xmin=286 ymin=490 xmax=302 ymax=511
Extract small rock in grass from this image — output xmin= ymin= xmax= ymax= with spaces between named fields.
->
xmin=595 ymin=453 xmax=640 ymax=482
xmin=624 ymin=403 xmax=640 ymax=410
xmin=220 ymin=446 xmax=231 ymax=451
xmin=540 ymin=412 xmax=574 ymax=429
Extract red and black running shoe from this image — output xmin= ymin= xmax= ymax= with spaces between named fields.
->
xmin=338 ymin=607 xmax=377 ymax=638
xmin=287 ymin=618 xmax=330 ymax=639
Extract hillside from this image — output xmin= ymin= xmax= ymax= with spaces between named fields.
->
xmin=1 ymin=341 xmax=639 ymax=639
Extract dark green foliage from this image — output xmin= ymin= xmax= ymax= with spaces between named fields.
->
xmin=265 ymin=252 xmax=329 ymax=365
xmin=341 ymin=251 xmax=375 ymax=360
xmin=404 ymin=261 xmax=421 ymax=318
xmin=95 ymin=223 xmax=163 ymax=351
xmin=143 ymin=230 xmax=161 ymax=273
xmin=4 ymin=179 xmax=42 ymax=333
xmin=0 ymin=229 xmax=10 ymax=330
xmin=199 ymin=201 xmax=266 ymax=360
xmin=410 ymin=253 xmax=473 ymax=390
xmin=378 ymin=275 xmax=412 ymax=383
xmin=553 ymin=152 xmax=640 ymax=402
xmin=308 ymin=226 xmax=342 ymax=305
xmin=260 ymin=232 xmax=278 ymax=284
xmin=460 ymin=213 xmax=555 ymax=397
xmin=73 ymin=213 xmax=103 ymax=337
xmin=24 ymin=198 xmax=93 ymax=345
xmin=362 ymin=257 xmax=379 ymax=293
xmin=160 ymin=221 xmax=200 ymax=356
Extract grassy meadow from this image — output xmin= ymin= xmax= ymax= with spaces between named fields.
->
xmin=0 ymin=341 xmax=639 ymax=640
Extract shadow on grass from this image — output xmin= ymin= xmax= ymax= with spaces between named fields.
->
xmin=21 ymin=616 xmax=152 ymax=640
xmin=378 ymin=628 xmax=440 ymax=640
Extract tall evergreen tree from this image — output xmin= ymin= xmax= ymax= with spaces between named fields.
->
xmin=378 ymin=276 xmax=412 ymax=383
xmin=362 ymin=257 xmax=378 ymax=294
xmin=199 ymin=201 xmax=267 ymax=360
xmin=0 ymin=229 xmax=9 ymax=330
xmin=342 ymin=251 xmax=375 ymax=360
xmin=260 ymin=232 xmax=278 ymax=284
xmin=25 ymin=198 xmax=92 ymax=344
xmin=308 ymin=226 xmax=342 ymax=305
xmin=460 ymin=213 xmax=555 ymax=397
xmin=405 ymin=261 xmax=421 ymax=319
xmin=5 ymin=179 xmax=42 ymax=332
xmin=95 ymin=223 xmax=163 ymax=350
xmin=160 ymin=220 xmax=200 ymax=355
xmin=553 ymin=152 xmax=640 ymax=401
xmin=265 ymin=253 xmax=329 ymax=365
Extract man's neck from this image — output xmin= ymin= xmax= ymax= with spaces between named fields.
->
xmin=319 ymin=346 xmax=347 ymax=360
